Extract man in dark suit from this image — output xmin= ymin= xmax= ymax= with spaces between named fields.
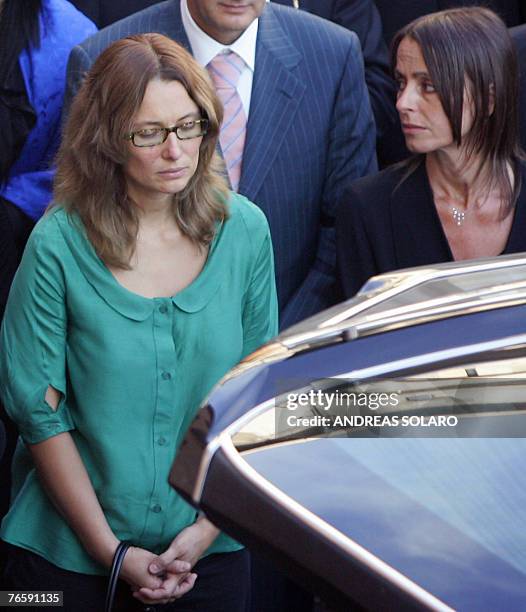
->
xmin=272 ymin=0 xmax=407 ymax=166
xmin=65 ymin=0 xmax=377 ymax=329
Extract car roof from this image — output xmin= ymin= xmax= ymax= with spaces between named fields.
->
xmin=279 ymin=253 xmax=526 ymax=352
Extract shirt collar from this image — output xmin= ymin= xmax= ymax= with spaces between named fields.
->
xmin=181 ymin=0 xmax=259 ymax=71
xmin=54 ymin=207 xmax=226 ymax=319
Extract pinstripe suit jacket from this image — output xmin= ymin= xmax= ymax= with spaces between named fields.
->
xmin=271 ymin=0 xmax=404 ymax=165
xmin=65 ymin=1 xmax=377 ymax=328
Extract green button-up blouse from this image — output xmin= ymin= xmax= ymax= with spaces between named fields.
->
xmin=0 ymin=192 xmax=278 ymax=575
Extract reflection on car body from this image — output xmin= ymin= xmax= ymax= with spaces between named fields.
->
xmin=170 ymin=253 xmax=526 ymax=611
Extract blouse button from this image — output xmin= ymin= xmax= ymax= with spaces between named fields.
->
xmin=161 ymin=372 xmax=171 ymax=380
xmin=158 ymin=304 xmax=168 ymax=314
xmin=152 ymin=504 xmax=162 ymax=513
xmin=157 ymin=437 xmax=167 ymax=446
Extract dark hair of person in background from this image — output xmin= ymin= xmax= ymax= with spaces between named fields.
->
xmin=0 ymin=0 xmax=41 ymax=78
xmin=0 ymin=0 xmax=41 ymax=184
xmin=390 ymin=6 xmax=523 ymax=217
xmin=54 ymin=33 xmax=228 ymax=269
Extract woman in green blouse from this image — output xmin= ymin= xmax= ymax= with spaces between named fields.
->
xmin=0 ymin=34 xmax=277 ymax=610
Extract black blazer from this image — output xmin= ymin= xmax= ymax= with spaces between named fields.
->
xmin=336 ymin=160 xmax=526 ymax=297
xmin=511 ymin=24 xmax=526 ymax=154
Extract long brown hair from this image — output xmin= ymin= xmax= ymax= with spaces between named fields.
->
xmin=54 ymin=33 xmax=229 ymax=268
xmin=391 ymin=7 xmax=524 ymax=216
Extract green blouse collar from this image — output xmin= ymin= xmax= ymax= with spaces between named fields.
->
xmin=54 ymin=208 xmax=224 ymax=320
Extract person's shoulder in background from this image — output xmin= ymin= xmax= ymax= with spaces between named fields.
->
xmin=341 ymin=161 xmax=412 ymax=209
xmin=66 ymin=0 xmax=181 ymax=73
xmin=224 ymin=192 xmax=272 ymax=252
xmin=267 ymin=1 xmax=361 ymax=55
xmin=67 ymin=0 xmax=166 ymax=28
xmin=45 ymin=0 xmax=97 ymax=40
xmin=63 ymin=1 xmax=178 ymax=117
xmin=270 ymin=0 xmax=407 ymax=166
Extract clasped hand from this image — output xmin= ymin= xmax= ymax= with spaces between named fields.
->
xmin=120 ymin=518 xmax=219 ymax=605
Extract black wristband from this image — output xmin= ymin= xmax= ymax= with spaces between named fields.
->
xmin=105 ymin=541 xmax=131 ymax=612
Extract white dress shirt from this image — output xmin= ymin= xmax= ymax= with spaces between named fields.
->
xmin=181 ymin=0 xmax=259 ymax=117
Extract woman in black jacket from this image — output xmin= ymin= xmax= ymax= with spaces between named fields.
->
xmin=337 ymin=7 xmax=526 ymax=298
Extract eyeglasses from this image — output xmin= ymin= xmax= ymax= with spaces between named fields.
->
xmin=125 ymin=119 xmax=209 ymax=147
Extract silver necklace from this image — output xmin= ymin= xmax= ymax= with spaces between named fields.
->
xmin=452 ymin=206 xmax=466 ymax=226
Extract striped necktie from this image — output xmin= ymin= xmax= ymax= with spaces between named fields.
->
xmin=207 ymin=51 xmax=247 ymax=192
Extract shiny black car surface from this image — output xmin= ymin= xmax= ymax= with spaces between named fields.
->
xmin=170 ymin=254 xmax=526 ymax=611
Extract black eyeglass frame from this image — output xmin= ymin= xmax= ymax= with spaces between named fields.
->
xmin=125 ymin=118 xmax=209 ymax=147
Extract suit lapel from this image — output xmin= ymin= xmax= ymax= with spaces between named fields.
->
xmin=390 ymin=160 xmax=453 ymax=268
xmin=239 ymin=6 xmax=306 ymax=200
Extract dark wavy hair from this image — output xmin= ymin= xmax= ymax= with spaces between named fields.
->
xmin=0 ymin=0 xmax=42 ymax=184
xmin=391 ymin=7 xmax=524 ymax=216
xmin=0 ymin=0 xmax=41 ymax=82
xmin=54 ymin=33 xmax=229 ymax=268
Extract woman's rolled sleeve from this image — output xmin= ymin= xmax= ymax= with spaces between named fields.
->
xmin=0 ymin=217 xmax=74 ymax=444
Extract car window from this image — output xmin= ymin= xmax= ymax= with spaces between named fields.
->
xmin=231 ymin=352 xmax=526 ymax=451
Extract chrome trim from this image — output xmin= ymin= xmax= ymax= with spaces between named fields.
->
xmin=222 ymin=397 xmax=277 ymax=441
xmin=190 ymin=433 xmax=224 ymax=505
xmin=279 ymin=255 xmax=526 ymax=351
xmin=280 ymin=326 xmax=345 ymax=350
xmin=220 ymin=341 xmax=292 ymax=383
xmin=330 ymin=254 xmax=526 ymax=327
xmin=219 ymin=434 xmax=455 ymax=611
xmin=330 ymin=334 xmax=526 ymax=383
xmin=189 ymin=397 xmax=278 ymax=504
xmin=220 ymin=333 xmax=526 ymax=441
xmin=220 ymin=257 xmax=526 ymax=381
xmin=353 ymin=296 xmax=526 ymax=337
xmin=280 ymin=290 xmax=526 ymax=353
xmin=360 ymin=281 xmax=526 ymax=322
